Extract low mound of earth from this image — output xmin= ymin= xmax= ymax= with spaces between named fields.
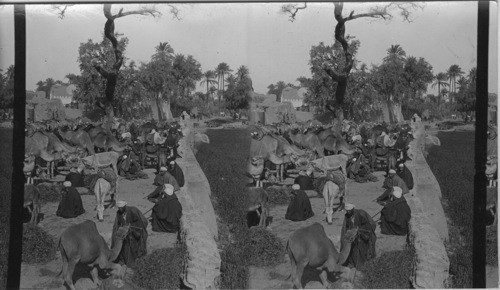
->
xmin=248 ymin=173 xmax=408 ymax=289
xmin=19 ymin=168 xmax=177 ymax=289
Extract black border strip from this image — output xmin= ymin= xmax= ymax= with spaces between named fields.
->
xmin=473 ymin=1 xmax=489 ymax=288
xmin=6 ymin=4 xmax=26 ymax=290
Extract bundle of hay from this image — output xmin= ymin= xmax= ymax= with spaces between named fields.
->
xmin=36 ymin=182 xmax=61 ymax=204
xmin=265 ymin=185 xmax=291 ymax=206
xmin=22 ymin=224 xmax=57 ymax=263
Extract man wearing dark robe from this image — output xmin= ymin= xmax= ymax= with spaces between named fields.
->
xmin=380 ymin=187 xmax=412 ymax=236
xmin=65 ymin=167 xmax=84 ymax=188
xmin=376 ymin=169 xmax=409 ymax=204
xmin=340 ymin=203 xmax=377 ymax=268
xmin=151 ymin=184 xmax=183 ymax=233
xmin=56 ymin=181 xmax=85 ymax=218
xmin=396 ymin=162 xmax=414 ymax=190
xmin=112 ymin=201 xmax=148 ymax=268
xmin=167 ymin=159 xmax=185 ymax=188
xmin=285 ymin=184 xmax=314 ymax=222
xmin=153 ymin=166 xmax=180 ymax=191
xmin=294 ymin=170 xmax=314 ymax=191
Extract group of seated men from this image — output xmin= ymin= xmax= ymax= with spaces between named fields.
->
xmin=246 ymin=159 xmax=414 ymax=268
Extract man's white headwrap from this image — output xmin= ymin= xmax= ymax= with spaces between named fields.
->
xmin=63 ymin=181 xmax=72 ymax=187
xmin=389 ymin=169 xmax=396 ymax=174
xmin=164 ymin=184 xmax=174 ymax=195
xmin=292 ymin=184 xmax=300 ymax=190
xmin=345 ymin=203 xmax=355 ymax=211
xmin=116 ymin=200 xmax=127 ymax=207
xmin=392 ymin=186 xmax=403 ymax=198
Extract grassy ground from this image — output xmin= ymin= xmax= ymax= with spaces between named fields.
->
xmin=0 ymin=128 xmax=13 ymax=289
xmin=426 ymin=131 xmax=475 ymax=288
xmin=196 ymin=128 xmax=252 ymax=288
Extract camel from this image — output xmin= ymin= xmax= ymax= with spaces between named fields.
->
xmin=24 ymin=184 xmax=41 ymax=225
xmin=80 ymin=151 xmax=121 ymax=176
xmin=25 ymin=132 xmax=66 ymax=179
xmin=57 ymin=128 xmax=95 ymax=155
xmin=247 ymin=187 xmax=269 ymax=227
xmin=247 ymin=157 xmax=265 ymax=188
xmin=58 ymin=220 xmax=130 ymax=290
xmin=94 ymin=178 xmax=114 ymax=222
xmin=286 ymin=223 xmax=358 ymax=289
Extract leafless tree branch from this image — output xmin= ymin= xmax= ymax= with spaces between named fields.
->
xmin=52 ymin=4 xmax=74 ymax=19
xmin=281 ymin=2 xmax=307 ymax=22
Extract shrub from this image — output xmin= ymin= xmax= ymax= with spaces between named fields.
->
xmin=36 ymin=183 xmax=61 ymax=204
xmin=132 ymin=246 xmax=185 ymax=290
xmin=22 ymin=224 xmax=57 ymax=264
xmin=237 ymin=227 xmax=286 ymax=267
xmin=220 ymin=245 xmax=249 ymax=289
xmin=360 ymin=247 xmax=414 ymax=289
xmin=265 ymin=186 xmax=291 ymax=206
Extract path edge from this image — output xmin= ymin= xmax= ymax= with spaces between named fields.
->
xmin=176 ymin=120 xmax=221 ymax=289
xmin=406 ymin=120 xmax=451 ymax=288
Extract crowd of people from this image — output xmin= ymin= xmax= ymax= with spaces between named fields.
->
xmin=246 ymin=148 xmax=415 ymax=269
xmin=37 ymin=150 xmax=186 ymax=269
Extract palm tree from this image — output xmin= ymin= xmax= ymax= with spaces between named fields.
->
xmin=200 ymin=70 xmax=217 ymax=105
xmin=215 ymin=62 xmax=232 ymax=112
xmin=383 ymin=44 xmax=406 ymax=64
xmin=153 ymin=42 xmax=174 ymax=62
xmin=236 ymin=65 xmax=250 ymax=81
xmin=431 ymin=72 xmax=450 ymax=105
xmin=446 ymin=64 xmax=464 ymax=93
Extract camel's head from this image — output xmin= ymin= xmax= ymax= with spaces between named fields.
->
xmin=325 ymin=207 xmax=334 ymax=224
xmin=114 ymin=225 xmax=130 ymax=240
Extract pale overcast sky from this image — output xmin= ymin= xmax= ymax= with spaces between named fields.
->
xmin=0 ymin=2 xmax=498 ymax=95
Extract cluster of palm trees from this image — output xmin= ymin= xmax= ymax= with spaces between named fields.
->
xmin=200 ymin=64 xmax=252 ymax=111
xmin=432 ymin=64 xmax=468 ymax=104
xmin=0 ymin=65 xmax=14 ymax=109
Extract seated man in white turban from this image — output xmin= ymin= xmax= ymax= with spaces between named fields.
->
xmin=153 ymin=166 xmax=180 ymax=191
xmin=56 ymin=181 xmax=85 ymax=218
xmin=341 ymin=203 xmax=377 ymax=268
xmin=376 ymin=169 xmax=409 ymax=204
xmin=151 ymin=184 xmax=183 ymax=233
xmin=380 ymin=186 xmax=411 ymax=236
xmin=285 ymin=184 xmax=314 ymax=222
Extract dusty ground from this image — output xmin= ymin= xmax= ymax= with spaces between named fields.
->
xmin=19 ymin=168 xmax=177 ymax=290
xmin=247 ymin=171 xmax=408 ymax=289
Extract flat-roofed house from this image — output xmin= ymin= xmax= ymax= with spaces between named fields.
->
xmin=50 ymin=84 xmax=76 ymax=106
xmin=280 ymin=87 xmax=308 ymax=109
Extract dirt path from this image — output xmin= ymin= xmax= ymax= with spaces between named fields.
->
xmin=19 ymin=168 xmax=177 ymax=290
xmin=248 ymin=171 xmax=407 ymax=289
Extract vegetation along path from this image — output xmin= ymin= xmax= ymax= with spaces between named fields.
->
xmin=426 ymin=130 xmax=478 ymax=288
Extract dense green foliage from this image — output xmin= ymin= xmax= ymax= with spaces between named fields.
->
xmin=22 ymin=224 xmax=57 ymax=264
xmin=360 ymin=247 xmax=414 ymax=289
xmin=426 ymin=131 xmax=474 ymax=287
xmin=196 ymin=129 xmax=286 ymax=289
xmin=132 ymin=246 xmax=185 ymax=289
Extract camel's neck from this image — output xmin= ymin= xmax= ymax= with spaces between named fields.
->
xmin=336 ymin=240 xmax=352 ymax=266
xmin=108 ymin=238 xmax=124 ymax=262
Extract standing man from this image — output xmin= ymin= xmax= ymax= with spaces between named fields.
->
xmin=112 ymin=200 xmax=148 ymax=268
xmin=380 ymin=187 xmax=412 ymax=236
xmin=151 ymin=184 xmax=183 ymax=233
xmin=340 ymin=203 xmax=377 ymax=268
